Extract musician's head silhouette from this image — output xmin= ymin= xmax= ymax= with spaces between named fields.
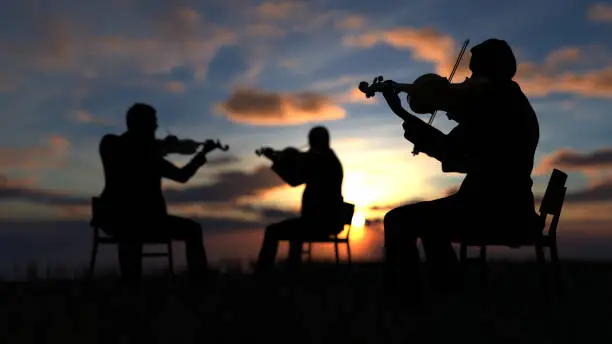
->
xmin=469 ymin=38 xmax=517 ymax=81
xmin=308 ymin=126 xmax=330 ymax=150
xmin=126 ymin=103 xmax=158 ymax=138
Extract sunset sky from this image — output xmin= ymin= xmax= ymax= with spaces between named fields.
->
xmin=1 ymin=0 xmax=612 ymax=274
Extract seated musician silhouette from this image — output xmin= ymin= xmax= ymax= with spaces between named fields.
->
xmin=381 ymin=39 xmax=541 ymax=294
xmin=255 ymin=126 xmax=344 ymax=273
xmin=97 ymin=103 xmax=217 ymax=283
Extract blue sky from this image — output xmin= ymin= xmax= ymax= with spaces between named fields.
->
xmin=1 ymin=0 xmax=612 ymax=272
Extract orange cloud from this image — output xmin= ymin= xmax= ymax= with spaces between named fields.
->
xmin=165 ymin=81 xmax=186 ymax=93
xmin=587 ymin=3 xmax=612 ymax=22
xmin=73 ymin=110 xmax=115 ymax=125
xmin=512 ymin=45 xmax=612 ymax=97
xmin=3 ymin=8 xmax=236 ymax=81
xmin=0 ymin=175 xmax=37 ymax=188
xmin=516 ymin=65 xmax=612 ymax=98
xmin=345 ymin=27 xmax=612 ymax=98
xmin=247 ymin=0 xmax=333 ymax=35
xmin=343 ymin=26 xmax=470 ymax=79
xmin=335 ymin=15 xmax=366 ymax=30
xmin=256 ymin=1 xmax=307 ymax=20
xmin=535 ymin=148 xmax=612 ymax=175
xmin=216 ymin=87 xmax=346 ymax=125
xmin=0 ymin=135 xmax=70 ymax=170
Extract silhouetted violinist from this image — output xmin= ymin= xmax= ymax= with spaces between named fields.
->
xmin=98 ymin=103 xmax=221 ymax=284
xmin=254 ymin=127 xmax=344 ymax=274
xmin=365 ymin=39 xmax=542 ymax=298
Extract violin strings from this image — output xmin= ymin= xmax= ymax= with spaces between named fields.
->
xmin=427 ymin=39 xmax=470 ymax=126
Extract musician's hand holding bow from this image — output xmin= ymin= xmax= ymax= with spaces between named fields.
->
xmin=192 ymin=146 xmax=209 ymax=166
xmin=191 ymin=140 xmax=224 ymax=166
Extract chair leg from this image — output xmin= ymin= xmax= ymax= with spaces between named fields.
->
xmin=346 ymin=242 xmax=352 ymax=265
xmin=535 ymin=243 xmax=545 ymax=264
xmin=307 ymin=242 xmax=313 ymax=262
xmin=88 ymin=239 xmax=98 ymax=280
xmin=550 ymin=239 xmax=562 ymax=291
xmin=167 ymin=241 xmax=174 ymax=275
xmin=334 ymin=241 xmax=340 ymax=264
xmin=460 ymin=244 xmax=467 ymax=264
xmin=535 ymin=243 xmax=548 ymax=291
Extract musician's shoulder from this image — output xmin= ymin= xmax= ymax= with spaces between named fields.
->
xmin=100 ymin=134 xmax=122 ymax=151
xmin=454 ymin=77 xmax=490 ymax=97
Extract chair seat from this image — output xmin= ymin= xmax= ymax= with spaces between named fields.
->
xmin=304 ymin=234 xmax=347 ymax=242
xmin=97 ymin=236 xmax=171 ymax=244
xmin=452 ymin=232 xmax=548 ymax=247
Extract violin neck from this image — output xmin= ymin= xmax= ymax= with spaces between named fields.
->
xmin=394 ymin=83 xmax=414 ymax=93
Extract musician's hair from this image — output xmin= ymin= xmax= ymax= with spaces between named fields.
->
xmin=469 ymin=38 xmax=517 ymax=81
xmin=126 ymin=103 xmax=156 ymax=131
xmin=308 ymin=126 xmax=330 ymax=149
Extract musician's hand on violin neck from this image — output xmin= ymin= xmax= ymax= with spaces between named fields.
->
xmin=381 ymin=84 xmax=402 ymax=109
xmin=256 ymin=146 xmax=275 ymax=159
xmin=199 ymin=139 xmax=216 ymax=152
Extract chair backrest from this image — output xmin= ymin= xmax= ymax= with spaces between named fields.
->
xmin=538 ymin=169 xmax=567 ymax=238
xmin=341 ymin=202 xmax=355 ymax=226
xmin=539 ymin=169 xmax=568 ymax=216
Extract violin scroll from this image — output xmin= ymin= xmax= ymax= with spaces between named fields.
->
xmin=255 ymin=147 xmax=272 ymax=157
xmin=358 ymin=75 xmax=404 ymax=98
xmin=208 ymin=139 xmax=229 ymax=152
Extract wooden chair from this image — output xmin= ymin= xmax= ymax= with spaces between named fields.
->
xmin=455 ymin=168 xmax=568 ymax=284
xmin=302 ymin=202 xmax=355 ymax=264
xmin=88 ymin=197 xmax=174 ymax=279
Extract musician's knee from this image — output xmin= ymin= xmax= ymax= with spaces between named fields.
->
xmin=177 ymin=218 xmax=202 ymax=240
xmin=384 ymin=206 xmax=408 ymax=231
xmin=264 ymin=223 xmax=281 ymax=239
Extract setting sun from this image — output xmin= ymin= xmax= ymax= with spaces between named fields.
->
xmin=351 ymin=211 xmax=366 ymax=227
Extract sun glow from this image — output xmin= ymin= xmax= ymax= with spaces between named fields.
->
xmin=351 ymin=211 xmax=366 ymax=227
xmin=341 ymin=173 xmax=377 ymax=242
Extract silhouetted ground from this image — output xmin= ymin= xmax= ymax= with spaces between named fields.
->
xmin=1 ymin=261 xmax=612 ymax=343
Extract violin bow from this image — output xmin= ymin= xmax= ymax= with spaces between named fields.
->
xmin=427 ymin=39 xmax=470 ymax=126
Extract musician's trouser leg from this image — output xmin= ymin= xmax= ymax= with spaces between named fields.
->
xmin=163 ymin=215 xmax=208 ymax=276
xmin=118 ymin=240 xmax=143 ymax=284
xmin=383 ymin=196 xmax=461 ymax=289
xmin=256 ymin=218 xmax=304 ymax=273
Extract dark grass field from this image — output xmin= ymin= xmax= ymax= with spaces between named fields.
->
xmin=2 ymin=260 xmax=612 ymax=343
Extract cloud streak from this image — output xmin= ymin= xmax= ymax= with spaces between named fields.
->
xmin=216 ymin=87 xmax=346 ymax=125
xmin=164 ymin=165 xmax=284 ymax=203
xmin=0 ymin=136 xmax=70 ymax=170
xmin=0 ymin=165 xmax=286 ymax=215
xmin=535 ymin=147 xmax=612 ymax=175
xmin=587 ymin=3 xmax=612 ymax=22
xmin=344 ymin=26 xmax=612 ymax=99
xmin=343 ymin=26 xmax=470 ymax=79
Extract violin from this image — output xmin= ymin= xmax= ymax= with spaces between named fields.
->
xmin=358 ymin=39 xmax=470 ymax=155
xmin=256 ymin=146 xmax=305 ymax=187
xmin=159 ymin=136 xmax=230 ymax=156
xmin=255 ymin=146 xmax=302 ymax=159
